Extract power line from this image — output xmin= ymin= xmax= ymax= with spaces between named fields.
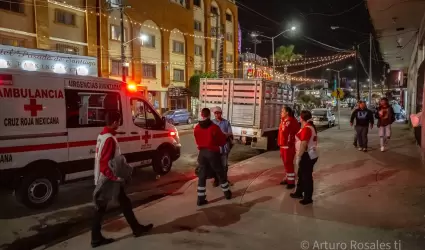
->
xmin=305 ymin=0 xmax=365 ymax=17
xmin=235 ymin=1 xmax=281 ymax=26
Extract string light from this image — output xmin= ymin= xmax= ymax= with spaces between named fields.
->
xmin=284 ymin=53 xmax=355 ymax=67
xmin=289 ymin=54 xmax=354 ymax=75
xmin=277 ymin=53 xmax=354 ymax=64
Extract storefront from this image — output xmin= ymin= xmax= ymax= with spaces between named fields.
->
xmin=0 ymin=45 xmax=97 ymax=76
xmin=167 ymin=86 xmax=190 ymax=111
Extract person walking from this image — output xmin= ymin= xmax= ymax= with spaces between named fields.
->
xmin=392 ymin=101 xmax=402 ymax=121
xmin=212 ymin=106 xmax=233 ymax=187
xmin=352 ymin=101 xmax=360 ymax=148
xmin=92 ymin=111 xmax=153 ymax=248
xmin=290 ymin=110 xmax=319 ymax=205
xmin=350 ymin=101 xmax=374 ymax=152
xmin=277 ymin=106 xmax=300 ymax=189
xmin=194 ymin=108 xmax=232 ymax=206
xmin=376 ymin=98 xmax=395 ymax=152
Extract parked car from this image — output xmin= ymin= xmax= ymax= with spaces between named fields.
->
xmin=311 ymin=108 xmax=336 ymax=127
xmin=163 ymin=109 xmax=193 ymax=125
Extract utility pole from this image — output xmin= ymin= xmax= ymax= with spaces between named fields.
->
xmin=96 ymin=0 xmax=102 ymax=77
xmin=120 ymin=6 xmax=126 ymax=82
xmin=337 ymin=70 xmax=341 ymax=130
xmin=354 ymin=44 xmax=360 ymax=100
xmin=368 ymin=33 xmax=372 ymax=105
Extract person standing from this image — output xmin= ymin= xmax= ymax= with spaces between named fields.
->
xmin=290 ymin=110 xmax=319 ymax=205
xmin=194 ymin=108 xmax=232 ymax=206
xmin=277 ymin=106 xmax=300 ymax=189
xmin=212 ymin=106 xmax=233 ymax=187
xmin=92 ymin=111 xmax=153 ymax=248
xmin=350 ymin=101 xmax=374 ymax=152
xmin=392 ymin=101 xmax=402 ymax=121
xmin=376 ymin=98 xmax=395 ymax=152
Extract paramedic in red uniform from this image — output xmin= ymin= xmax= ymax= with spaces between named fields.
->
xmin=194 ymin=108 xmax=232 ymax=206
xmin=91 ymin=111 xmax=153 ymax=248
xmin=290 ymin=110 xmax=319 ymax=205
xmin=278 ymin=106 xmax=300 ymax=189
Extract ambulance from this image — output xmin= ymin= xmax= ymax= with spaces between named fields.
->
xmin=0 ymin=69 xmax=181 ymax=209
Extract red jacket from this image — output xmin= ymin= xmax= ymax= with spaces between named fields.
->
xmin=194 ymin=119 xmax=227 ymax=152
xmin=99 ymin=127 xmax=118 ymax=181
xmin=278 ymin=116 xmax=300 ymax=148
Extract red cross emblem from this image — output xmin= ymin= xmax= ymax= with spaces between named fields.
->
xmin=24 ymin=99 xmax=43 ymax=117
xmin=142 ymin=130 xmax=151 ymax=144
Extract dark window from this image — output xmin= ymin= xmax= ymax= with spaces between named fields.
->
xmin=194 ymin=20 xmax=202 ymax=32
xmin=170 ymin=98 xmax=186 ymax=110
xmin=65 ymin=90 xmax=122 ymax=128
xmin=173 ymin=69 xmax=184 ymax=82
xmin=143 ymin=64 xmax=156 ymax=78
xmin=131 ymin=99 xmax=162 ymax=130
xmin=0 ymin=36 xmax=24 ymax=47
xmin=56 ymin=44 xmax=79 ymax=55
xmin=0 ymin=0 xmax=24 ymax=13
xmin=211 ymin=50 xmax=216 ymax=59
xmin=142 ymin=34 xmax=155 ymax=48
xmin=111 ymin=60 xmax=128 ymax=76
xmin=226 ymin=32 xmax=233 ymax=42
xmin=110 ymin=25 xmax=127 ymax=41
xmin=194 ymin=45 xmax=202 ymax=56
xmin=193 ymin=0 xmax=201 ymax=7
xmin=55 ymin=9 xmax=76 ymax=26
xmin=172 ymin=40 xmax=184 ymax=54
xmin=211 ymin=6 xmax=218 ymax=15
xmin=226 ymin=13 xmax=232 ymax=22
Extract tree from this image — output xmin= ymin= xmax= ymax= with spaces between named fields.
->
xmin=272 ymin=45 xmax=303 ymax=75
xmin=189 ymin=72 xmax=217 ymax=98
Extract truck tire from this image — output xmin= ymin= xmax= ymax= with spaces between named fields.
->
xmin=15 ymin=171 xmax=59 ymax=209
xmin=152 ymin=148 xmax=173 ymax=175
xmin=266 ymin=132 xmax=279 ymax=151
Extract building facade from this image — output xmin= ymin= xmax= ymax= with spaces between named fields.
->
xmin=0 ymin=0 xmax=239 ymax=113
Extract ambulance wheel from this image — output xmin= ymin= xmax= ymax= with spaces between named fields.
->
xmin=152 ymin=148 xmax=172 ymax=175
xmin=16 ymin=172 xmax=59 ymax=209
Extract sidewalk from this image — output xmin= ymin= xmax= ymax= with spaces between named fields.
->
xmin=48 ymin=120 xmax=425 ymax=250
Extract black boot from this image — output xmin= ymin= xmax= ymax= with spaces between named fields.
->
xmin=212 ymin=179 xmax=219 ymax=187
xmin=286 ymin=184 xmax=295 ymax=189
xmin=133 ymin=224 xmax=154 ymax=237
xmin=299 ymin=199 xmax=313 ymax=205
xmin=290 ymin=192 xmax=303 ymax=199
xmin=91 ymin=237 xmax=114 ymax=248
xmin=224 ymin=190 xmax=232 ymax=200
xmin=197 ymin=197 xmax=208 ymax=206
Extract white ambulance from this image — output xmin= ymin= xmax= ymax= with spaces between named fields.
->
xmin=0 ymin=69 xmax=181 ymax=209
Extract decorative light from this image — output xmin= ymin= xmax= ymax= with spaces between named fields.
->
xmin=290 ymin=54 xmax=354 ymax=75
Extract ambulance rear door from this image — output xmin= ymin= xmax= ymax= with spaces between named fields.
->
xmin=0 ymin=71 xmax=68 ymax=171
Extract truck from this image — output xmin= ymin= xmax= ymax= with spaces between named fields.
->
xmin=199 ymin=78 xmax=294 ymax=151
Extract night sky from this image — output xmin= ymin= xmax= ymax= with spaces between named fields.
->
xmin=237 ymin=0 xmax=383 ymax=87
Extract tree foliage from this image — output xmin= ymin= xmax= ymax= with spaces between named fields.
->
xmin=189 ymin=72 xmax=217 ymax=98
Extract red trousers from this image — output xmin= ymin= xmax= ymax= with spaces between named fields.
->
xmin=280 ymin=147 xmax=296 ymax=184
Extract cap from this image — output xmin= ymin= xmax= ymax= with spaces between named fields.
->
xmin=213 ymin=106 xmax=222 ymax=113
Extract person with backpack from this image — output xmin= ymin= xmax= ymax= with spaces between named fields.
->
xmin=376 ymin=98 xmax=395 ymax=152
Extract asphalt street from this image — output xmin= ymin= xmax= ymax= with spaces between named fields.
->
xmin=0 ymin=131 xmax=261 ymax=250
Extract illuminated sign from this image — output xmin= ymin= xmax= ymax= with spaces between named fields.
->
xmin=0 ymin=44 xmax=97 ymax=76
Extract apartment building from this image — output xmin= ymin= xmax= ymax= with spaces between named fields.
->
xmin=0 ymin=0 xmax=239 ymax=112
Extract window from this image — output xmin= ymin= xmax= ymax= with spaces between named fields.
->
xmin=226 ymin=13 xmax=232 ymax=22
xmin=111 ymin=60 xmax=128 ymax=76
xmin=226 ymin=32 xmax=233 ymax=42
xmin=226 ymin=54 xmax=233 ymax=63
xmin=56 ymin=44 xmax=79 ymax=55
xmin=170 ymin=98 xmax=186 ymax=110
xmin=211 ymin=6 xmax=218 ymax=15
xmin=193 ymin=0 xmax=201 ymax=7
xmin=65 ymin=90 xmax=122 ymax=128
xmin=110 ymin=25 xmax=127 ymax=42
xmin=0 ymin=0 xmax=24 ymax=13
xmin=0 ymin=37 xmax=24 ymax=47
xmin=211 ymin=27 xmax=217 ymax=36
xmin=142 ymin=34 xmax=155 ymax=48
xmin=55 ymin=9 xmax=76 ymax=26
xmin=194 ymin=45 xmax=202 ymax=56
xmin=173 ymin=69 xmax=184 ymax=82
xmin=172 ymin=40 xmax=184 ymax=54
xmin=131 ymin=99 xmax=162 ymax=129
xmin=142 ymin=64 xmax=156 ymax=78
xmin=170 ymin=0 xmax=187 ymax=8
xmin=211 ymin=50 xmax=216 ymax=59
xmin=194 ymin=20 xmax=202 ymax=32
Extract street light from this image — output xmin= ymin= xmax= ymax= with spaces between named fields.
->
xmin=251 ymin=26 xmax=297 ymax=81
xmin=326 ymin=66 xmax=352 ymax=130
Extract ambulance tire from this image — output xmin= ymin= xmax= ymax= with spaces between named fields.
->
xmin=16 ymin=171 xmax=59 ymax=209
xmin=266 ymin=131 xmax=279 ymax=151
xmin=152 ymin=147 xmax=173 ymax=175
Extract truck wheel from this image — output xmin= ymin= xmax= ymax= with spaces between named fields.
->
xmin=15 ymin=172 xmax=59 ymax=209
xmin=152 ymin=148 xmax=172 ymax=175
xmin=266 ymin=132 xmax=278 ymax=151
